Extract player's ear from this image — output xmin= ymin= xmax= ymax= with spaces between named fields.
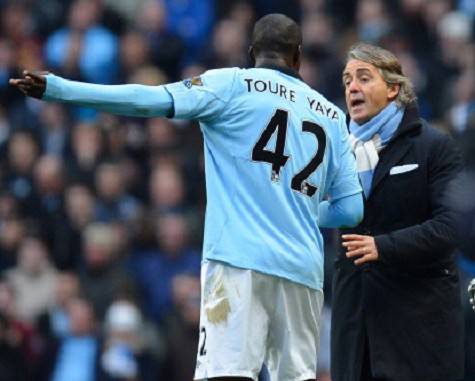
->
xmin=249 ymin=46 xmax=255 ymax=65
xmin=293 ymin=45 xmax=302 ymax=70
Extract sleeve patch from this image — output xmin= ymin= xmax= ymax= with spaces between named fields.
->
xmin=183 ymin=76 xmax=203 ymax=89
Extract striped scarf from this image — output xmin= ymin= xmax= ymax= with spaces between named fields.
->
xmin=349 ymin=101 xmax=404 ymax=197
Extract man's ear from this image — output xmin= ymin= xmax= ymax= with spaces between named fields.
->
xmin=293 ymin=45 xmax=302 ymax=70
xmin=387 ymin=83 xmax=400 ymax=101
xmin=248 ymin=46 xmax=255 ymax=64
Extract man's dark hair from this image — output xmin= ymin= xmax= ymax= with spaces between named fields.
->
xmin=251 ymin=14 xmax=302 ymax=60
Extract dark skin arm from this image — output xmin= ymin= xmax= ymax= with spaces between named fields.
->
xmin=9 ymin=70 xmax=47 ymax=99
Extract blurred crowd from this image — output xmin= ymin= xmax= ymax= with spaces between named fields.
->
xmin=0 ymin=0 xmax=474 ymax=380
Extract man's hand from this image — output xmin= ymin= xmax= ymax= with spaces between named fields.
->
xmin=469 ymin=278 xmax=475 ymax=312
xmin=9 ymin=70 xmax=48 ymax=99
xmin=342 ymin=234 xmax=379 ymax=266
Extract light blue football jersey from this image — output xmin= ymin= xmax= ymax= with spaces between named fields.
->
xmin=166 ymin=66 xmax=362 ymax=290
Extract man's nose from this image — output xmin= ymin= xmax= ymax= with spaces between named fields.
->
xmin=348 ymin=79 xmax=360 ymax=92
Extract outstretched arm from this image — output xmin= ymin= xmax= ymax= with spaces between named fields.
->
xmin=10 ymin=70 xmax=174 ymax=118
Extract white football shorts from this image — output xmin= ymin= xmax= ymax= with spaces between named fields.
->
xmin=194 ymin=260 xmax=323 ymax=381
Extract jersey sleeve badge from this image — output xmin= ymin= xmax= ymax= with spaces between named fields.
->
xmin=183 ymin=76 xmax=203 ymax=89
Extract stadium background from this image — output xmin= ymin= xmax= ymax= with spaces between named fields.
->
xmin=0 ymin=0 xmax=474 ymax=380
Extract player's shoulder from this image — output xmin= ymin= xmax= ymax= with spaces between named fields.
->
xmin=194 ymin=67 xmax=240 ymax=91
xmin=179 ymin=68 xmax=240 ymax=101
xmin=202 ymin=67 xmax=241 ymax=80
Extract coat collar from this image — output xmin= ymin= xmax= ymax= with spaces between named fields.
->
xmin=391 ymin=103 xmax=422 ymax=139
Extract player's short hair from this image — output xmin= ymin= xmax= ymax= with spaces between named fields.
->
xmin=251 ymin=14 xmax=302 ymax=60
xmin=346 ymin=43 xmax=417 ymax=107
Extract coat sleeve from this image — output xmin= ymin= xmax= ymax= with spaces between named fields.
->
xmin=374 ymin=134 xmax=463 ymax=267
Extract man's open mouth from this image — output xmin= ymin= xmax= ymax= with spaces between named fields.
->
xmin=351 ymin=99 xmax=365 ymax=107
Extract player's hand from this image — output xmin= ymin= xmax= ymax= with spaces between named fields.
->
xmin=342 ymin=234 xmax=379 ymax=266
xmin=469 ymin=278 xmax=475 ymax=312
xmin=9 ymin=70 xmax=48 ymax=99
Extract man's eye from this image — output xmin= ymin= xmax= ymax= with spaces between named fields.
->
xmin=360 ymin=76 xmax=370 ymax=83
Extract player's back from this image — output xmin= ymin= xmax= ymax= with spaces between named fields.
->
xmin=166 ymin=66 xmax=360 ymax=290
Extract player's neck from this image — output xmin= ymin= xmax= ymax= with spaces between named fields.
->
xmin=255 ymin=56 xmax=292 ymax=70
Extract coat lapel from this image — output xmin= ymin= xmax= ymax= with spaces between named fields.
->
xmin=368 ymin=105 xmax=422 ymax=197
xmin=369 ymin=136 xmax=412 ymax=196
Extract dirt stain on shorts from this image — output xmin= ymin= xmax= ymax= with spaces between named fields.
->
xmin=205 ymin=269 xmax=231 ymax=324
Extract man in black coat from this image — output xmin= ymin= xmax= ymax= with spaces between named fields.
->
xmin=331 ymin=43 xmax=464 ymax=381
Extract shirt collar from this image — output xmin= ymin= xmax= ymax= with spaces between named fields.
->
xmin=255 ymin=63 xmax=303 ymax=81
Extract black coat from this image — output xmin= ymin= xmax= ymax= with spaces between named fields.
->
xmin=331 ymin=106 xmax=464 ymax=381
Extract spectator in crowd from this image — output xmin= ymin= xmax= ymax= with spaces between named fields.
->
xmin=102 ymin=0 xmax=148 ymax=25
xmin=0 ymin=190 xmax=19 ymax=221
xmin=0 ymin=311 xmax=28 ymax=381
xmin=203 ymin=19 xmax=248 ymax=68
xmin=3 ymin=129 xmax=40 ymax=216
xmin=225 ymin=1 xmax=255 ymax=33
xmin=355 ymin=0 xmax=391 ymax=44
xmin=100 ymin=298 xmax=163 ymax=381
xmin=162 ymin=274 xmax=201 ymax=381
xmin=6 ymin=236 xmax=57 ymax=324
xmin=148 ymin=162 xmax=188 ymax=214
xmin=135 ymin=0 xmax=184 ymax=81
xmin=0 ymin=216 xmax=25 ymax=270
xmin=0 ymin=106 xmax=10 ymax=153
xmin=50 ymin=297 xmax=99 ymax=381
xmin=448 ymin=69 xmax=475 ymax=133
xmin=66 ymin=122 xmax=104 ymax=187
xmin=0 ymin=37 xmax=25 ymax=114
xmin=34 ymin=272 xmax=82 ymax=380
xmin=300 ymin=12 xmax=342 ymax=101
xmin=146 ymin=117 xmax=181 ymax=160
xmin=0 ymin=277 xmax=36 ymax=376
xmin=33 ymin=155 xmax=67 ymax=256
xmin=38 ymin=103 xmax=69 ymax=157
xmin=44 ymin=0 xmax=119 ymax=121
xmin=94 ymin=160 xmax=141 ymax=224
xmin=33 ymin=155 xmax=64 ymax=208
xmin=118 ymin=30 xmax=152 ymax=81
xmin=52 ymin=183 xmax=96 ymax=270
xmin=332 ymin=43 xmax=464 ymax=381
xmin=0 ymin=191 xmax=22 ymax=271
xmin=46 ymin=272 xmax=81 ymax=339
xmin=79 ymin=222 xmax=135 ymax=320
xmin=45 ymin=0 xmax=118 ymax=84
xmin=162 ymin=0 xmax=214 ymax=64
xmin=130 ymin=213 xmax=200 ymax=324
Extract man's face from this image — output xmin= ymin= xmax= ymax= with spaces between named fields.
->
xmin=343 ymin=59 xmax=399 ymax=124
